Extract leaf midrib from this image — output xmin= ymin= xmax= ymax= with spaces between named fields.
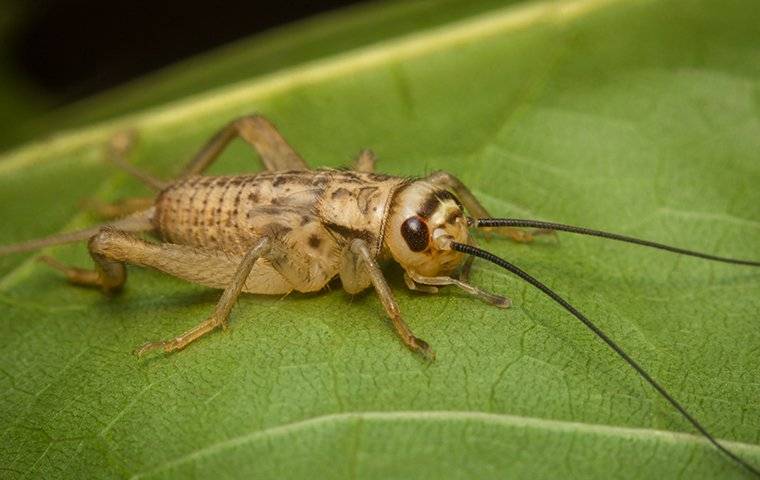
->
xmin=129 ymin=410 xmax=760 ymax=479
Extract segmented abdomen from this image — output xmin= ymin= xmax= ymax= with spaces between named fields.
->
xmin=153 ymin=175 xmax=281 ymax=255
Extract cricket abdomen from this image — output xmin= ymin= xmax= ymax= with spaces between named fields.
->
xmin=153 ymin=173 xmax=323 ymax=254
xmin=154 ymin=175 xmax=259 ymax=255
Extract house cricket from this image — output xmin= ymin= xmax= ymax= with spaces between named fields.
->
xmin=1 ymin=114 xmax=759 ymax=476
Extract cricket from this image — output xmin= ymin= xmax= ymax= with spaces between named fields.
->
xmin=1 ymin=114 xmax=759 ymax=476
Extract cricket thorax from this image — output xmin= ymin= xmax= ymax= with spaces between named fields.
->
xmin=385 ymin=180 xmax=469 ymax=277
xmin=152 ymin=169 xmax=407 ymax=257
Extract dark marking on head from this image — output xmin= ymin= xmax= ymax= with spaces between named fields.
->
xmin=401 ymin=216 xmax=429 ymax=252
xmin=446 ymin=210 xmax=462 ymax=224
xmin=417 ymin=194 xmax=440 ymax=219
xmin=417 ymin=190 xmax=463 ymax=219
xmin=300 ymin=215 xmax=311 ymax=226
xmin=434 ymin=189 xmax=463 ymax=210
xmin=272 ymin=176 xmax=288 ymax=187
xmin=308 ymin=234 xmax=322 ymax=249
xmin=444 ymin=191 xmax=465 ymax=211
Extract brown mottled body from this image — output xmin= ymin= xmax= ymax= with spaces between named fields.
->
xmin=150 ymin=169 xmax=406 ymax=294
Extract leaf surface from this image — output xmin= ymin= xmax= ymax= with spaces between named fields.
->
xmin=1 ymin=0 xmax=760 ymax=478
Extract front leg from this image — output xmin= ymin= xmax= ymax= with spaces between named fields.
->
xmin=405 ymin=270 xmax=510 ymax=308
xmin=348 ymin=239 xmax=434 ymax=360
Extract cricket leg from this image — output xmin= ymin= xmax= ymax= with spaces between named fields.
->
xmin=106 ymin=130 xmax=168 ymax=191
xmin=38 ymin=229 xmax=131 ymax=293
xmin=405 ymin=270 xmax=510 ymax=308
xmin=35 ymin=229 xmax=281 ymax=355
xmin=403 ymin=273 xmax=438 ymax=294
xmin=180 ymin=114 xmax=309 ymax=177
xmin=353 ymin=149 xmax=377 ymax=173
xmin=82 ymin=197 xmax=155 ymax=220
xmin=426 ymin=171 xmax=553 ymax=243
xmin=136 ymin=237 xmax=272 ymax=356
xmin=349 ymin=239 xmax=434 ymax=360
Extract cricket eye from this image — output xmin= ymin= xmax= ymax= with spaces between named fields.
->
xmin=401 ymin=216 xmax=429 ymax=252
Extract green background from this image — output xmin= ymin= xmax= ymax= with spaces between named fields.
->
xmin=1 ymin=0 xmax=759 ymax=478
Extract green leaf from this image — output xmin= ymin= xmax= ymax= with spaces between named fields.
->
xmin=2 ymin=0 xmax=760 ymax=478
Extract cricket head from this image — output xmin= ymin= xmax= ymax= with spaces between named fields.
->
xmin=385 ymin=180 xmax=469 ymax=276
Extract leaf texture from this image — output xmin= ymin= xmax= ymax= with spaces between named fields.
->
xmin=1 ymin=0 xmax=759 ymax=478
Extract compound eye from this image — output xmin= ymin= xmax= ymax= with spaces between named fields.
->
xmin=401 ymin=216 xmax=429 ymax=252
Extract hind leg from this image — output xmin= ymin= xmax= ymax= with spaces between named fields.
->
xmin=136 ymin=237 xmax=272 ymax=356
xmin=106 ymin=130 xmax=168 ymax=191
xmin=40 ymin=229 xmax=276 ymax=354
xmin=180 ymin=114 xmax=309 ymax=176
xmin=82 ymin=197 xmax=155 ymax=220
xmin=106 ymin=115 xmax=308 ymax=193
xmin=39 ymin=229 xmax=224 ymax=294
xmin=38 ymin=230 xmax=131 ymax=293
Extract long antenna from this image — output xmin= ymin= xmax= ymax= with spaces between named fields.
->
xmin=450 ymin=241 xmax=760 ymax=477
xmin=474 ymin=218 xmax=760 ymax=267
xmin=0 ymin=208 xmax=156 ymax=257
